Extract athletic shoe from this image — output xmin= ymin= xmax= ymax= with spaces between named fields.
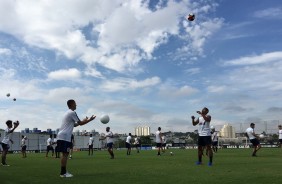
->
xmin=1 ymin=164 xmax=10 ymax=166
xmin=208 ymin=162 xmax=212 ymax=166
xmin=60 ymin=172 xmax=73 ymax=178
xmin=196 ymin=161 xmax=202 ymax=165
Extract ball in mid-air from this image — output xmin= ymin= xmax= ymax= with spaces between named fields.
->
xmin=6 ymin=93 xmax=10 ymax=97
xmin=100 ymin=115 xmax=110 ymax=124
xmin=259 ymin=134 xmax=264 ymax=139
xmin=170 ymin=152 xmax=174 ymax=156
xmin=187 ymin=13 xmax=195 ymax=21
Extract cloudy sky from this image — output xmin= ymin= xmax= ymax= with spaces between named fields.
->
xmin=0 ymin=0 xmax=282 ymax=134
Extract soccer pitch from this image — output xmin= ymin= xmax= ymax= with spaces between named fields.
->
xmin=1 ymin=148 xmax=282 ymax=184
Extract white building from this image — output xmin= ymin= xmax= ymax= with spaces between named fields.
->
xmin=219 ymin=124 xmax=235 ymax=138
xmin=135 ymin=126 xmax=150 ymax=136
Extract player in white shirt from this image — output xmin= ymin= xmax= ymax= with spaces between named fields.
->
xmin=53 ymin=134 xmax=60 ymax=158
xmin=102 ymin=127 xmax=115 ymax=159
xmin=245 ymin=123 xmax=261 ymax=157
xmin=88 ymin=134 xmax=94 ymax=156
xmin=278 ymin=125 xmax=282 ymax=148
xmin=155 ymin=127 xmax=162 ymax=156
xmin=191 ymin=107 xmax=213 ymax=166
xmin=57 ymin=99 xmax=96 ymax=178
xmin=126 ymin=133 xmax=132 ymax=155
xmin=211 ymin=127 xmax=218 ymax=153
xmin=161 ymin=134 xmax=167 ymax=153
xmin=46 ymin=134 xmax=54 ymax=157
xmin=21 ymin=135 xmax=27 ymax=158
xmin=1 ymin=120 xmax=19 ymax=166
xmin=134 ymin=136 xmax=141 ymax=153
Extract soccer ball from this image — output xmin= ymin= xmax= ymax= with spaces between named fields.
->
xmin=259 ymin=134 xmax=264 ymax=139
xmin=187 ymin=13 xmax=195 ymax=21
xmin=13 ymin=98 xmax=16 ymax=101
xmin=170 ymin=152 xmax=174 ymax=156
xmin=6 ymin=93 xmax=10 ymax=97
xmin=100 ymin=115 xmax=110 ymax=124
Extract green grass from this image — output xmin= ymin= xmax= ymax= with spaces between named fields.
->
xmin=1 ymin=148 xmax=282 ymax=184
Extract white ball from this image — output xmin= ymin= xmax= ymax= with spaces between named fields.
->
xmin=100 ymin=115 xmax=110 ymax=124
xmin=259 ymin=134 xmax=264 ymax=139
xmin=170 ymin=152 xmax=173 ymax=155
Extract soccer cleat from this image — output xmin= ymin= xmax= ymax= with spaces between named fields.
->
xmin=208 ymin=162 xmax=212 ymax=166
xmin=60 ymin=172 xmax=73 ymax=178
xmin=196 ymin=161 xmax=202 ymax=165
xmin=1 ymin=163 xmax=10 ymax=166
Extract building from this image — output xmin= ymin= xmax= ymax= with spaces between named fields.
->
xmin=135 ymin=126 xmax=150 ymax=136
xmin=219 ymin=124 xmax=235 ymax=138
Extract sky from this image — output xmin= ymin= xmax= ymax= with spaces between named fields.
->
xmin=0 ymin=0 xmax=282 ymax=134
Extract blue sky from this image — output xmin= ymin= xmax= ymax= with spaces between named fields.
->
xmin=0 ymin=0 xmax=282 ymax=134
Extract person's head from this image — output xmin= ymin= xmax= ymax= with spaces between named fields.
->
xmin=54 ymin=134 xmax=57 ymax=138
xmin=279 ymin=125 xmax=282 ymax=129
xmin=67 ymin=99 xmax=77 ymax=110
xmin=90 ymin=134 xmax=93 ymax=137
xmin=106 ymin=127 xmax=110 ymax=132
xmin=202 ymin=107 xmax=209 ymax=115
xmin=250 ymin=123 xmax=255 ymax=128
xmin=158 ymin=127 xmax=161 ymax=131
xmin=6 ymin=120 xmax=13 ymax=128
xmin=129 ymin=133 xmax=131 ymax=136
xmin=50 ymin=134 xmax=52 ymax=138
xmin=22 ymin=135 xmax=24 ymax=139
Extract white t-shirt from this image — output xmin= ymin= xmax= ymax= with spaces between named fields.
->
xmin=246 ymin=127 xmax=255 ymax=140
xmin=47 ymin=138 xmax=52 ymax=146
xmin=134 ymin=137 xmax=139 ymax=144
xmin=57 ymin=109 xmax=80 ymax=142
xmin=89 ymin=137 xmax=94 ymax=145
xmin=211 ymin=132 xmax=218 ymax=142
xmin=21 ymin=138 xmax=26 ymax=146
xmin=1 ymin=128 xmax=12 ymax=144
xmin=155 ymin=131 xmax=162 ymax=143
xmin=279 ymin=129 xmax=282 ymax=139
xmin=126 ymin=135 xmax=132 ymax=144
xmin=198 ymin=117 xmax=211 ymax=136
xmin=106 ymin=131 xmax=113 ymax=143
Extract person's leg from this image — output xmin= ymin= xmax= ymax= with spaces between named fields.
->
xmin=207 ymin=145 xmax=213 ymax=165
xmin=60 ymin=152 xmax=69 ymax=175
xmin=197 ymin=146 xmax=203 ymax=164
xmin=1 ymin=149 xmax=8 ymax=165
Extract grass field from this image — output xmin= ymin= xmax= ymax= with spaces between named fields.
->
xmin=1 ymin=148 xmax=282 ymax=184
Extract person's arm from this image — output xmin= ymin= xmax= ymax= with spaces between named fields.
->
xmin=8 ymin=121 xmax=19 ymax=133
xmin=74 ymin=115 xmax=96 ymax=127
xmin=197 ymin=111 xmax=211 ymax=122
xmin=191 ymin=116 xmax=199 ymax=126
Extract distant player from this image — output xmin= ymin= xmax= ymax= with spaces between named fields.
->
xmin=21 ymin=135 xmax=27 ymax=158
xmin=1 ymin=120 xmax=19 ymax=166
xmin=191 ymin=107 xmax=213 ymax=166
xmin=88 ymin=134 xmax=94 ymax=156
xmin=46 ymin=134 xmax=54 ymax=157
xmin=53 ymin=134 xmax=60 ymax=158
xmin=134 ymin=136 xmax=141 ymax=153
xmin=278 ymin=125 xmax=282 ymax=148
xmin=156 ymin=127 xmax=162 ymax=156
xmin=105 ymin=127 xmax=114 ymax=159
xmin=161 ymin=134 xmax=167 ymax=153
xmin=245 ymin=123 xmax=261 ymax=157
xmin=211 ymin=127 xmax=218 ymax=153
xmin=126 ymin=133 xmax=132 ymax=155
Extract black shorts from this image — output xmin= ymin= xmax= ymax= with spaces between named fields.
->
xmin=135 ymin=144 xmax=141 ymax=147
xmin=279 ymin=139 xmax=282 ymax=144
xmin=198 ymin=136 xmax=212 ymax=147
xmin=22 ymin=145 xmax=27 ymax=151
xmin=162 ymin=143 xmax=166 ymax=147
xmin=107 ymin=143 xmax=113 ymax=149
xmin=47 ymin=145 xmax=54 ymax=152
xmin=89 ymin=145 xmax=93 ymax=149
xmin=55 ymin=146 xmax=59 ymax=152
xmin=250 ymin=138 xmax=260 ymax=146
xmin=126 ymin=143 xmax=131 ymax=149
xmin=212 ymin=141 xmax=218 ymax=146
xmin=57 ymin=140 xmax=72 ymax=153
xmin=1 ymin=143 xmax=9 ymax=151
xmin=156 ymin=143 xmax=162 ymax=148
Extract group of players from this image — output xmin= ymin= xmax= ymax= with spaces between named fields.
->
xmin=1 ymin=102 xmax=282 ymax=177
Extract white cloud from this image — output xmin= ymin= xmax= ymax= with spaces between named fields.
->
xmin=207 ymin=85 xmax=226 ymax=93
xmin=253 ymin=7 xmax=282 ymax=19
xmin=48 ymin=68 xmax=81 ymax=80
xmin=223 ymin=51 xmax=282 ymax=66
xmin=100 ymin=76 xmax=161 ymax=92
xmin=0 ymin=48 xmax=12 ymax=55
xmin=159 ymin=85 xmax=198 ymax=98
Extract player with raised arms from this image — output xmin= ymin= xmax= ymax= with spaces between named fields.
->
xmin=191 ymin=107 xmax=213 ymax=166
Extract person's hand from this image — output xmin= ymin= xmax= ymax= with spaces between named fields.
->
xmin=196 ymin=111 xmax=201 ymax=114
xmin=191 ymin=116 xmax=195 ymax=119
